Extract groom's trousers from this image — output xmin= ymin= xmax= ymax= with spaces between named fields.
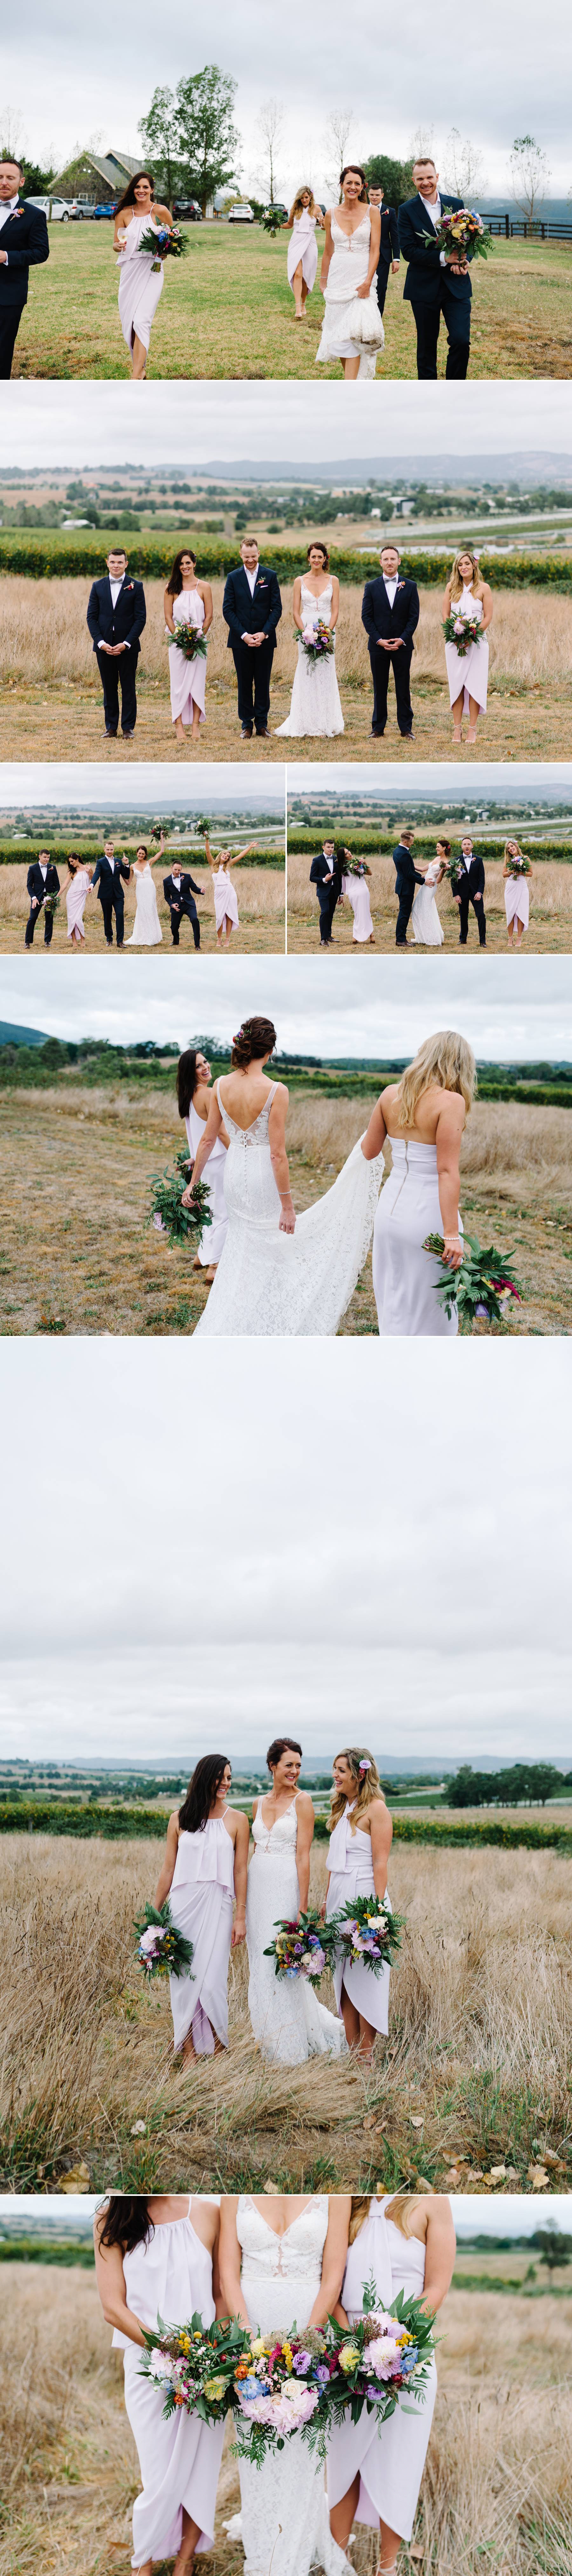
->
xmin=409 ymin=283 xmax=471 ymax=379
xmin=231 ymin=637 xmax=274 ymax=728
xmin=24 ymin=900 xmax=53 ymax=947
xmin=458 ymin=885 xmax=487 ymax=947
xmin=0 ymin=304 xmax=26 ymax=380
xmin=95 ymin=644 xmax=138 ymax=735
xmin=369 ymin=642 xmax=413 ymax=736
xmin=99 ymin=886 xmax=125 ymax=946
xmin=316 ymin=883 xmax=338 ymax=944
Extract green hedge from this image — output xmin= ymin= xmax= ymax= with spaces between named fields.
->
xmin=1 ymin=530 xmax=570 ymax=590
xmin=2 ymin=1799 xmax=571 ymax=1853
xmin=288 ymin=832 xmax=572 ymax=865
xmin=0 ymin=840 xmax=284 ymax=870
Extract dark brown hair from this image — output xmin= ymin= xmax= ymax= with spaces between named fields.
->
xmin=97 ymin=2197 xmax=155 ymax=2254
xmin=166 ymin=547 xmax=198 ymax=598
xmin=436 ymin=837 xmax=451 ymax=856
xmin=66 ymin=850 xmax=83 ymax=875
xmin=306 ymin=541 xmax=330 ymax=568
xmin=179 ymin=1755 xmax=230 ymax=1834
xmin=266 ymin=1737 xmax=302 ymax=1772
xmin=339 ymin=165 xmax=368 ymax=203
xmin=231 ymin=1016 xmax=277 ymax=1070
xmin=136 ymin=844 xmax=148 ymax=861
xmin=177 ymin=1047 xmax=205 ymax=1119
xmin=114 ymin=170 xmax=155 ymax=215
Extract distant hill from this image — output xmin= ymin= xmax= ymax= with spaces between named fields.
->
xmin=0 ymin=1019 xmax=49 ymax=1046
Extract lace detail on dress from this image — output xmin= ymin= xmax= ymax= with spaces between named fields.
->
xmin=215 ymin=1078 xmax=277 ymax=1145
xmin=246 ymin=1801 xmax=346 ymax=2065
xmin=237 ymin=2193 xmax=328 ymax=2287
xmin=251 ymin=1796 xmax=299 ymax=1854
xmin=195 ymin=1133 xmax=384 ymax=1340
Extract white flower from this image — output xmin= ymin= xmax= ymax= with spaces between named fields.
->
xmin=149 ymin=2349 xmax=174 ymax=2381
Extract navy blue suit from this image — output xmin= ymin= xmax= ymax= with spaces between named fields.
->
xmin=86 ymin=573 xmax=146 ymax=734
xmin=374 ymin=204 xmax=400 ymax=316
xmin=309 ymin=848 xmax=343 ymax=945
xmin=24 ymin=860 xmax=59 ymax=947
xmin=398 ymin=192 xmax=472 ymax=378
xmin=0 ymin=197 xmax=49 ymax=377
xmin=456 ymin=850 xmax=487 ymax=946
xmin=163 ymin=870 xmax=203 ymax=948
xmin=91 ymin=851 xmax=131 ymax=945
xmin=392 ymin=842 xmax=425 ymax=947
xmin=361 ymin=574 xmax=419 ymax=735
xmin=222 ymin=563 xmax=282 ymax=729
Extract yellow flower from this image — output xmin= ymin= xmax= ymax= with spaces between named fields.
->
xmin=339 ymin=2344 xmax=360 ymax=2373
xmin=179 ymin=2336 xmax=192 ymax=2354
xmin=282 ymin=2342 xmax=293 ymax=2371
xmin=250 ymin=2337 xmax=267 ymax=2357
xmin=203 ymin=2375 xmax=226 ymax=2402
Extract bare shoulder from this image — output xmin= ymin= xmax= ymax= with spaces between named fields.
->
xmin=271 ymin=1078 xmax=289 ymax=1102
xmin=296 ymin=1788 xmax=315 ymax=1815
xmin=167 ymin=1808 xmax=180 ymax=1836
xmin=154 ymin=203 xmax=172 ymax=223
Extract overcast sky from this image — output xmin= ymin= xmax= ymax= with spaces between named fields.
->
xmin=0 ymin=2191 xmax=565 ymax=2239
xmin=289 ymin=761 xmax=572 ymax=811
xmin=0 ymin=383 xmax=570 ymax=475
xmin=1 ymin=1340 xmax=570 ymax=1762
xmin=3 ymin=954 xmax=572 ymax=1063
xmin=0 ymin=761 xmax=284 ymax=819
xmin=4 ymin=2 xmax=571 ymax=194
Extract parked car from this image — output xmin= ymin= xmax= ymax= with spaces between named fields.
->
xmin=92 ymin=201 xmax=117 ymax=221
xmin=227 ymin=202 xmax=255 ymax=224
xmin=173 ymin=199 xmax=202 ymax=222
xmin=26 ymin=195 xmax=75 ymax=222
xmin=70 ymin=199 xmax=97 ymax=220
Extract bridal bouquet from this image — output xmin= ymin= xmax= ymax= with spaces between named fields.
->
xmin=506 ymin=852 xmax=531 ymax=876
xmin=422 ymin=209 xmax=493 ymax=261
xmin=232 ymin=2325 xmax=331 ymax=2463
xmin=264 ymin=1907 xmax=339 ymax=1986
xmin=138 ymin=222 xmax=188 ymax=270
xmin=167 ymin=621 xmax=208 ymax=660
xmin=339 ymin=855 xmax=371 ymax=877
xmin=334 ymin=1894 xmax=405 ymax=1975
xmin=299 ymin=619 xmax=336 ymax=665
xmin=139 ymin=2313 xmax=251 ymax=2422
xmin=134 ymin=1900 xmax=194 ymax=1981
xmin=321 ymin=2274 xmax=438 ymax=2434
xmin=423 ymin=1231 xmax=523 ymax=1326
xmin=442 ymin=611 xmax=483 ymax=653
xmin=195 ymin=816 xmax=211 ymax=837
xmin=148 ymin=1150 xmax=213 ymax=1246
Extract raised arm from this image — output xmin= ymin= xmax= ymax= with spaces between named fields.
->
xmin=268 ymin=1082 xmax=295 ymax=1234
xmin=435 ymin=1094 xmax=466 ymax=1267
xmin=94 ymin=2218 xmax=146 ymax=2346
xmin=369 ymin=1797 xmax=393 ymax=1899
xmin=182 ymin=1089 xmax=224 ymax=1197
xmin=218 ymin=2200 xmax=249 ymax=2327
xmin=231 ymin=1810 xmax=249 ymax=1949
xmin=360 ymin=1094 xmax=388 ymax=1163
xmin=307 ymin=2196 xmax=352 ymax=2326
xmin=294 ymin=1791 xmax=315 ymax=1913
xmin=154 ymin=1809 xmax=180 ymax=1907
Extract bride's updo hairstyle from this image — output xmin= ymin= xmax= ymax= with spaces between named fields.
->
xmin=330 ymin=1747 xmax=384 ymax=1832
xmin=114 ymin=170 xmax=156 ymax=214
xmin=166 ymin=548 xmax=198 ymax=598
xmin=266 ymin=1736 xmax=303 ymax=1773
xmin=397 ymin=1031 xmax=476 ymax=1129
xmin=349 ymin=2188 xmax=428 ymax=2243
xmin=97 ymin=2196 xmax=155 ymax=2253
xmin=448 ymin=548 xmax=481 ymax=601
xmin=339 ymin=165 xmax=368 ymax=203
xmin=231 ymin=1016 xmax=277 ymax=1069
xmin=176 ymin=1047 xmax=203 ymax=1119
xmin=306 ymin=541 xmax=330 ymax=568
xmin=179 ymin=1754 xmax=230 ymax=1834
xmin=435 ymin=838 xmax=451 ymax=858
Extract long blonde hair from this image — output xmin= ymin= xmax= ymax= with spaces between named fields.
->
xmin=448 ymin=548 xmax=482 ymax=602
xmin=289 ymin=185 xmax=317 ymax=220
xmin=349 ymin=2190 xmax=428 ymax=2243
xmin=396 ymin=1031 xmax=476 ymax=1130
xmin=504 ymin=839 xmax=523 ymax=860
xmin=330 ymin=1747 xmax=385 ymax=1833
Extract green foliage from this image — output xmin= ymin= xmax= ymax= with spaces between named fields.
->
xmin=1 ymin=527 xmax=571 ymax=591
xmin=0 ymin=2237 xmax=94 ymax=2264
xmin=288 ymin=828 xmax=572 ymax=867
xmin=2 ymin=1798 xmax=572 ymax=1852
xmin=141 ymin=66 xmax=240 ymax=216
xmin=147 ymin=1154 xmax=213 ymax=1246
xmin=364 ymin=152 xmax=414 ymax=206
xmin=448 ymin=1761 xmax=568 ymax=1808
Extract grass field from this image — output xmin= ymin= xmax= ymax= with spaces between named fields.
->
xmin=1 ymin=1084 xmax=570 ymax=1337
xmin=287 ymin=850 xmax=572 ymax=954
xmin=0 ymin=576 xmax=570 ymax=777
xmin=2 ymin=1831 xmax=572 ymax=2195
xmin=1 ymin=2259 xmax=571 ymax=2576
xmin=0 ymin=859 xmax=284 ymax=955
xmin=9 ymin=223 xmax=572 ymax=379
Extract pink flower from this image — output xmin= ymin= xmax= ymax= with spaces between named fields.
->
xmin=364 ymin=2335 xmax=401 ymax=2379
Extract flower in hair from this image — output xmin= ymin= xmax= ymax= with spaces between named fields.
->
xmin=359 ymin=1760 xmax=371 ymax=1773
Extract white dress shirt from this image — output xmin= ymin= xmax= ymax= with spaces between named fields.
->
xmin=418 ymin=189 xmax=447 ymax=266
xmin=38 ymin=862 xmax=48 ymax=881
xmin=109 ymin=578 xmax=124 ymax=606
xmin=382 ymin=575 xmax=399 ymax=607
xmin=103 ymin=853 xmax=116 ymax=870
xmin=243 ymin=565 xmax=258 ymax=596
xmin=460 ymin=850 xmax=473 ymax=873
xmin=0 ymin=193 xmax=18 ymax=262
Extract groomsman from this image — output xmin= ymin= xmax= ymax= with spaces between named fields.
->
xmin=454 ymin=835 xmax=487 ymax=946
xmin=398 ymin=157 xmax=472 ymax=379
xmin=367 ymin=183 xmax=400 ymax=318
xmin=0 ymin=158 xmax=49 ymax=379
xmin=392 ymin=829 xmax=426 ymax=948
xmin=163 ymin=862 xmax=204 ymax=947
xmin=91 ymin=840 xmax=131 ymax=946
xmin=24 ymin=850 xmax=59 ymax=947
xmin=309 ymin=840 xmax=343 ymax=946
xmin=361 ymin=547 xmax=419 ymax=737
xmin=86 ymin=549 xmax=146 ymax=737
xmin=222 ymin=538 xmax=282 ymax=738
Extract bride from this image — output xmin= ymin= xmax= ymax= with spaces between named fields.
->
xmin=246 ymin=1736 xmax=345 ymax=2063
xmin=126 ymin=838 xmax=164 ymax=945
xmin=184 ymin=1014 xmax=383 ymax=1338
xmin=276 ymin=543 xmax=344 ymax=738
xmin=361 ymin=1032 xmax=474 ymax=1336
xmin=219 ymin=2194 xmax=352 ymax=2576
xmin=327 ymin=2190 xmax=455 ymax=2575
xmin=410 ymin=839 xmax=448 ymax=948
xmin=317 ymin=166 xmax=382 ymax=379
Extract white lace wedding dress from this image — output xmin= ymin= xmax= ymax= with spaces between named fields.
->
xmin=231 ymin=2197 xmax=351 ymax=2576
xmin=246 ymin=1797 xmax=346 ymax=2063
xmin=126 ymin=862 xmax=163 ymax=946
xmin=411 ymin=861 xmax=444 ymax=948
xmin=194 ymin=1081 xmax=383 ymax=1338
xmin=276 ymin=584 xmax=344 ymax=737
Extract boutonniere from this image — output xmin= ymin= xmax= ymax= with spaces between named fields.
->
xmin=396 ymin=580 xmax=405 ymax=590
xmin=12 ymin=208 xmax=24 ymax=221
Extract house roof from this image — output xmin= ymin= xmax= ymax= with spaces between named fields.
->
xmin=55 ymin=148 xmax=140 ymax=191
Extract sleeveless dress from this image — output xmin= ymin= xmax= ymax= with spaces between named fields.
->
xmin=276 ymin=582 xmax=344 ymax=737
xmin=112 ymin=2204 xmax=225 ymax=2566
xmin=326 ymin=1803 xmax=391 ymax=2036
xmin=65 ymin=868 xmax=90 ymax=940
xmin=372 ymin=1139 xmax=463 ymax=1338
xmin=287 ymin=210 xmax=318 ymax=295
xmin=326 ymin=2197 xmax=438 ymax=2546
xmin=411 ymin=860 xmax=444 ymax=948
xmin=167 ymin=1816 xmax=235 ymax=2054
xmin=169 ymin=588 xmax=208 ymax=727
xmin=194 ymin=1079 xmax=383 ymax=1339
xmin=341 ymin=868 xmax=374 ymax=940
xmin=444 ymin=584 xmax=488 ymax=714
xmin=126 ymin=863 xmax=162 ymax=946
xmin=213 ymin=862 xmax=239 ymax=929
xmin=235 ymin=2197 xmax=350 ymax=2576
xmin=504 ymin=861 xmax=530 ymax=930
xmin=246 ymin=1795 xmax=346 ymax=2063
xmin=185 ymin=1096 xmax=228 ymax=1265
xmin=117 ymin=213 xmax=164 ymax=357
xmin=317 ymin=213 xmax=382 ymax=377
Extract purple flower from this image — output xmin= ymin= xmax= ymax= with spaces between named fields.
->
xmin=292 ymin=2350 xmax=312 ymax=2374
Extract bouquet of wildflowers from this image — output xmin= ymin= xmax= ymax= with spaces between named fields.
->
xmin=339 ymin=855 xmax=371 ymax=878
xmin=505 ymin=851 xmax=531 ymax=877
xmin=322 ymin=2272 xmax=438 ymax=2434
xmin=138 ymin=222 xmax=188 ymax=271
xmin=263 ymin=1908 xmax=339 ymax=1987
xmin=334 ymin=1894 xmax=405 ymax=1976
xmin=134 ymin=1900 xmax=194 ymax=1981
xmin=444 ymin=854 xmax=463 ymax=893
xmin=167 ymin=620 xmax=208 ymax=661
xmin=43 ymin=889 xmax=60 ymax=918
xmin=232 ymin=2325 xmax=332 ymax=2464
xmin=300 ymin=618 xmax=336 ymax=666
xmin=139 ymin=2313 xmax=251 ymax=2421
xmin=422 ymin=209 xmax=493 ymax=262
xmin=442 ymin=611 xmax=484 ymax=654
xmin=423 ymin=1231 xmax=523 ymax=1326
xmin=148 ymin=1149 xmax=213 ymax=1247
xmin=195 ymin=817 xmax=211 ymax=838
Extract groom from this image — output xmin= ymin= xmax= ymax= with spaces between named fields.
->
xmin=392 ymin=828 xmax=425 ymax=947
xmin=361 ymin=547 xmax=420 ymax=737
xmin=454 ymin=835 xmax=487 ymax=946
xmin=163 ymin=860 xmax=204 ymax=947
xmin=91 ymin=839 xmax=131 ymax=946
xmin=309 ymin=840 xmax=344 ymax=947
xmin=24 ymin=849 xmax=60 ymax=947
xmin=222 ymin=538 xmax=282 ymax=738
xmin=398 ymin=156 xmax=473 ymax=379
xmin=0 ymin=158 xmax=49 ymax=378
xmin=86 ymin=549 xmax=147 ymax=738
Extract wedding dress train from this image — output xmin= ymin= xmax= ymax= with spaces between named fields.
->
xmin=246 ymin=1797 xmax=346 ymax=2063
xmin=194 ymin=1083 xmax=383 ymax=1338
xmin=234 ymin=2197 xmax=350 ymax=2576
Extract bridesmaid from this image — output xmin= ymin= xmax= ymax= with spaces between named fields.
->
xmin=503 ymin=838 xmax=533 ymax=947
xmin=203 ymin=828 xmax=259 ymax=943
xmin=62 ymin=849 xmax=92 ymax=947
xmin=154 ymin=1755 xmax=249 ymax=2063
xmin=325 ymin=1749 xmax=393 ymax=2059
xmin=361 ymin=1033 xmax=474 ymax=1337
xmin=442 ymin=549 xmax=493 ymax=746
xmin=164 ymin=550 xmax=213 ymax=745
xmin=284 ymin=185 xmax=323 ymax=319
xmin=113 ymin=171 xmax=174 ymax=379
xmin=327 ymin=2191 xmax=456 ymax=2576
xmin=176 ymin=1045 xmax=229 ymax=1285
xmin=94 ymin=2192 xmax=225 ymax=2576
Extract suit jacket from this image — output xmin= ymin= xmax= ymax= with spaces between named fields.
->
xmin=86 ymin=574 xmax=146 ymax=654
xmin=376 ymin=205 xmax=400 ymax=270
xmin=398 ymin=193 xmax=473 ymax=302
xmin=91 ymin=853 xmax=131 ymax=906
xmin=457 ymin=851 xmax=486 ymax=898
xmin=0 ymin=198 xmax=49 ymax=305
xmin=163 ymin=871 xmax=202 ymax=913
xmin=362 ymin=575 xmax=420 ymax=651
xmin=309 ymin=850 xmax=342 ymax=900
xmin=26 ymin=861 xmax=59 ymax=902
xmin=222 ymin=564 xmax=282 ymax=650
xmin=392 ymin=842 xmax=425 ymax=894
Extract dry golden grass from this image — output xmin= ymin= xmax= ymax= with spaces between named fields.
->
xmin=0 ymin=579 xmax=570 ymax=772
xmin=287 ymin=849 xmax=572 ymax=955
xmin=2 ymin=1834 xmax=572 ymax=2195
xmin=0 ymin=858 xmax=285 ymax=954
xmin=1 ymin=2260 xmax=571 ymax=2576
xmin=1 ymin=1086 xmax=571 ymax=1338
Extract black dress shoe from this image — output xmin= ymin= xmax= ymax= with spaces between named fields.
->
xmin=399 ymin=727 xmax=413 ymax=738
xmin=371 ymin=726 xmax=385 ymax=737
xmin=255 ymin=726 xmax=269 ymax=738
xmin=122 ymin=728 xmax=135 ymax=739
xmin=105 ymin=727 xmax=118 ymax=737
xmin=241 ymin=722 xmax=253 ymax=738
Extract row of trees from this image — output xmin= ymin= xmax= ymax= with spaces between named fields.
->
xmin=448 ymin=1762 xmax=571 ymax=1808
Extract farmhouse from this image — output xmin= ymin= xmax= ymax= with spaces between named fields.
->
xmin=52 ymin=148 xmax=140 ymax=206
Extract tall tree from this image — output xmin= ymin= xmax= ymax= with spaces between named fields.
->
xmin=323 ymin=108 xmax=355 ymax=199
xmin=174 ymin=65 xmax=240 ymax=217
xmin=364 ymin=152 xmax=414 ymax=207
xmin=510 ymin=134 xmax=550 ymax=223
xmin=139 ymin=86 xmax=183 ymax=210
xmin=444 ymin=128 xmax=487 ymax=201
xmin=256 ymin=97 xmax=284 ymax=205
